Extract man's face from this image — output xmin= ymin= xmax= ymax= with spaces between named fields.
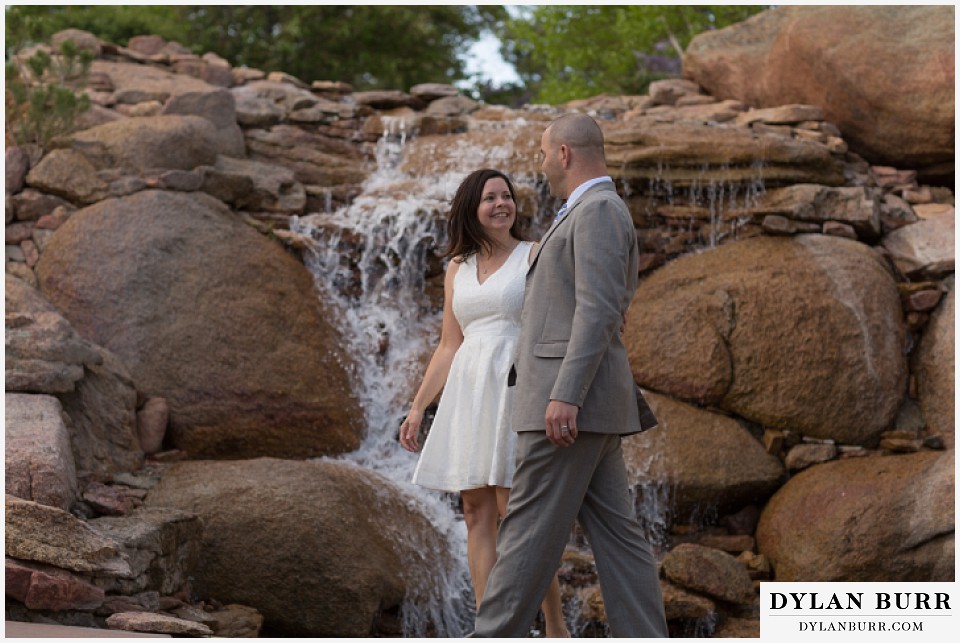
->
xmin=539 ymin=128 xmax=563 ymax=198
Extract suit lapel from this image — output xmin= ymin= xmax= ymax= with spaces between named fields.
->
xmin=528 ymin=206 xmax=573 ymax=270
xmin=528 ymin=183 xmax=615 ymax=271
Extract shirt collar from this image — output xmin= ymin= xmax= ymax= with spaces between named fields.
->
xmin=563 ymin=176 xmax=613 ymax=212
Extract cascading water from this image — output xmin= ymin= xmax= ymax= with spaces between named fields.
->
xmin=288 ymin=116 xmax=548 ymax=636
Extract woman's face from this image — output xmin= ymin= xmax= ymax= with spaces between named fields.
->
xmin=476 ymin=177 xmax=516 ymax=234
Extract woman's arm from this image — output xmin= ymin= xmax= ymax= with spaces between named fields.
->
xmin=399 ymin=258 xmax=465 ymax=451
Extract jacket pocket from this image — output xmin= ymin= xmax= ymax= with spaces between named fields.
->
xmin=533 ymin=341 xmax=568 ymax=358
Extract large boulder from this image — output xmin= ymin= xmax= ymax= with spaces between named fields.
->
xmin=622 ymin=391 xmax=784 ymax=521
xmin=35 ymin=190 xmax=362 ymax=459
xmin=683 ymin=6 xmax=954 ymax=180
xmin=756 ymin=451 xmax=954 ymax=581
xmin=68 ymin=114 xmax=244 ymax=173
xmin=913 ymin=277 xmax=955 ymax=449
xmin=625 ymin=235 xmax=907 ymax=445
xmin=144 ymin=458 xmax=461 ymax=637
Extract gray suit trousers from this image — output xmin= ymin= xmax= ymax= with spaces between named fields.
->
xmin=471 ymin=431 xmax=667 ymax=637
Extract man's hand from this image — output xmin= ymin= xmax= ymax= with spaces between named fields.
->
xmin=545 ymin=400 xmax=579 ymax=446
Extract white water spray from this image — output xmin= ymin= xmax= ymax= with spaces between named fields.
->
xmin=288 ymin=117 xmax=546 ymax=636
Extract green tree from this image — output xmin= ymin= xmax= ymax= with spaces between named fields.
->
xmin=5 ymin=5 xmax=505 ymax=91
xmin=180 ymin=5 xmax=505 ymax=90
xmin=6 ymin=40 xmax=93 ymax=148
xmin=498 ymin=5 xmax=764 ymax=104
xmin=4 ymin=5 xmax=183 ymax=52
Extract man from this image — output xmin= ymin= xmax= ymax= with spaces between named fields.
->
xmin=471 ymin=113 xmax=668 ymax=637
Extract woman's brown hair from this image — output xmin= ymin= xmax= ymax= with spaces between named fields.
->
xmin=443 ymin=168 xmax=525 ymax=262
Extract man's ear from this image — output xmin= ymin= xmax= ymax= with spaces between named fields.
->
xmin=560 ymin=144 xmax=571 ymax=167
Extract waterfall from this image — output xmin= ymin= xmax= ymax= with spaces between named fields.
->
xmin=289 ymin=120 xmax=472 ymax=636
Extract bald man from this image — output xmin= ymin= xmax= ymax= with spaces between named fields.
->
xmin=470 ymin=114 xmax=668 ymax=637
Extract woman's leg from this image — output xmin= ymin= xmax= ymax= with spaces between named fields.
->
xmin=461 ymin=486 xmax=501 ymax=609
xmin=496 ymin=487 xmax=570 ymax=638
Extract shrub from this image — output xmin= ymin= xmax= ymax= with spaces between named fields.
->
xmin=5 ymin=40 xmax=93 ymax=149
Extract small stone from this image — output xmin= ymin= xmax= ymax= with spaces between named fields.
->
xmin=902 ymin=187 xmax=934 ymax=204
xmin=879 ymin=438 xmax=923 ymax=453
xmin=822 ymin=220 xmax=858 ymax=239
xmin=698 ymin=533 xmax=756 ymax=554
xmin=784 ymin=443 xmax=837 ymax=471
xmin=905 ymin=289 xmax=943 ymax=312
xmin=106 ymin=611 xmax=213 ymax=637
xmin=762 ymin=429 xmax=784 ymax=455
xmin=761 ymin=214 xmax=797 ymax=235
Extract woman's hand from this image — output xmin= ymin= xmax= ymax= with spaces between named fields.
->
xmin=399 ymin=410 xmax=423 ymax=452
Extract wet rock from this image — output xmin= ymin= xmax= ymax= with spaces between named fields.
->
xmin=36 ymin=190 xmax=362 ymax=459
xmin=5 ymin=393 xmax=78 ymax=511
xmin=756 ymin=450 xmax=955 ymax=581
xmin=750 ymin=184 xmax=882 ymax=240
xmin=623 ymin=392 xmax=784 ymax=520
xmin=625 ymin=235 xmax=907 ymax=445
xmin=605 ymin=119 xmax=845 ymax=190
xmin=144 ymin=458 xmax=456 ymax=636
xmin=661 ymin=580 xmax=716 ymax=620
xmin=661 ymin=543 xmax=755 ymax=605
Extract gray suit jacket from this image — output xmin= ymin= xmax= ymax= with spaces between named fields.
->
xmin=512 ymin=182 xmax=643 ymax=435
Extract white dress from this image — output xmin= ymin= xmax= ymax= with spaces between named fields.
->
xmin=412 ymin=241 xmax=533 ymax=492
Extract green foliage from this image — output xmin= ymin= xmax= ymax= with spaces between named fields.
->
xmin=498 ymin=5 xmax=765 ymax=104
xmin=178 ymin=5 xmax=505 ymax=90
xmin=5 ymin=5 xmax=183 ymax=52
xmin=5 ymin=5 xmax=505 ymax=92
xmin=6 ymin=40 xmax=93 ymax=148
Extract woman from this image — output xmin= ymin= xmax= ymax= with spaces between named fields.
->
xmin=399 ymin=168 xmax=568 ymax=637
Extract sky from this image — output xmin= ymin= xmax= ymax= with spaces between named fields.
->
xmin=460 ymin=32 xmax=521 ymax=87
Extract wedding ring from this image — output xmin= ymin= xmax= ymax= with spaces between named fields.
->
xmin=561 ymin=426 xmax=570 ymax=433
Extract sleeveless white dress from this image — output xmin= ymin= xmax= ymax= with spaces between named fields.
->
xmin=412 ymin=241 xmax=533 ymax=492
